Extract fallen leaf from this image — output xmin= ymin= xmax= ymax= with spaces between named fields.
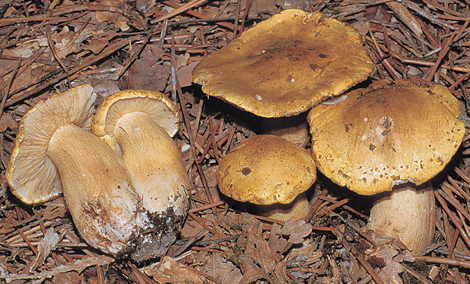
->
xmin=203 ymin=252 xmax=243 ymax=284
xmin=143 ymin=256 xmax=205 ymax=284
xmin=122 ymin=59 xmax=170 ymax=92
xmin=268 ymin=222 xmax=288 ymax=254
xmin=30 ymin=228 xmax=60 ymax=272
xmin=0 ymin=113 xmax=18 ymax=131
xmin=176 ymin=61 xmax=199 ymax=88
xmin=280 ymin=218 xmax=312 ymax=244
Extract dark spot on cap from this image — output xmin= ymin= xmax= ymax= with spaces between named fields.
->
xmin=241 ymin=167 xmax=251 ymax=176
xmin=381 ymin=129 xmax=391 ymax=136
xmin=310 ymin=63 xmax=320 ymax=71
xmin=369 ymin=144 xmax=376 ymax=151
xmin=319 ymin=53 xmax=327 ymax=58
xmin=382 ymin=116 xmax=392 ymax=129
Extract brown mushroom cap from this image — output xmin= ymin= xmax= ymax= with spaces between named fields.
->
xmin=193 ymin=9 xmax=374 ymax=118
xmin=216 ymin=135 xmax=316 ymax=205
xmin=308 ymin=79 xmax=465 ymax=195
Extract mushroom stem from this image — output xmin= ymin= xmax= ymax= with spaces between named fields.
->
xmin=367 ymin=182 xmax=435 ymax=254
xmin=112 ymin=111 xmax=190 ymax=261
xmin=257 ymin=192 xmax=310 ymax=221
xmin=47 ymin=124 xmax=146 ymax=256
xmin=259 ymin=115 xmax=310 ymax=146
xmin=114 ymin=111 xmax=189 ymax=219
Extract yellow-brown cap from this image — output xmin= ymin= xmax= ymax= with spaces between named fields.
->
xmin=308 ymin=79 xmax=465 ymax=195
xmin=92 ymin=89 xmax=179 ymax=141
xmin=216 ymin=135 xmax=316 ymax=205
xmin=193 ymin=9 xmax=374 ymax=118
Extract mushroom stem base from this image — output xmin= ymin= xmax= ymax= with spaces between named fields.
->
xmin=367 ymin=182 xmax=435 ymax=254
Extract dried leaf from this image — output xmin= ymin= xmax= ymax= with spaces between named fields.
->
xmin=30 ymin=228 xmax=60 ymax=272
xmin=3 ymin=256 xmax=114 ymax=282
xmin=271 ymin=261 xmax=288 ymax=284
xmin=123 ymin=59 xmax=170 ymax=92
xmin=0 ymin=113 xmax=17 ymax=131
xmin=244 ymin=219 xmax=277 ymax=273
xmin=43 ymin=205 xmax=68 ymax=220
xmin=367 ymin=246 xmax=404 ymax=284
xmin=81 ymin=37 xmax=109 ymax=55
xmin=340 ymin=253 xmax=368 ymax=283
xmin=53 ymin=271 xmax=81 ymax=284
xmin=386 ymin=1 xmax=423 ymax=37
xmin=280 ymin=218 xmax=312 ymax=244
xmin=94 ymin=0 xmax=130 ymax=32
xmin=203 ymin=252 xmax=243 ymax=284
xmin=143 ymin=256 xmax=204 ymax=284
xmin=176 ymin=61 xmax=199 ymax=88
xmin=238 ymin=255 xmax=274 ymax=284
xmin=268 ymin=222 xmax=288 ymax=254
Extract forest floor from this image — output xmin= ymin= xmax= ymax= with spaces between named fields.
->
xmin=1 ymin=0 xmax=470 ymax=283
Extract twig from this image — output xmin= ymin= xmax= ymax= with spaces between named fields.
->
xmin=425 ymin=30 xmax=456 ymax=81
xmin=434 ymin=191 xmax=470 ymax=249
xmin=171 ymin=35 xmax=216 ymax=210
xmin=160 ymin=1 xmax=234 ymax=30
xmin=152 ymin=0 xmax=207 ymax=23
xmin=401 ymin=264 xmax=434 ymax=284
xmin=414 ymin=256 xmax=470 ymax=269
xmin=46 ymin=25 xmax=71 ymax=88
xmin=5 ymin=36 xmax=139 ymax=107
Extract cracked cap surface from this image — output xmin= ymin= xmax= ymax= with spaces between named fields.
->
xmin=308 ymin=79 xmax=465 ymax=195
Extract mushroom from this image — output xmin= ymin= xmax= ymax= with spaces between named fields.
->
xmin=216 ymin=134 xmax=317 ymax=221
xmin=192 ymin=9 xmax=373 ymax=144
xmin=6 ymin=85 xmax=149 ymax=257
xmin=92 ymin=89 xmax=190 ymax=261
xmin=307 ymin=79 xmax=465 ymax=253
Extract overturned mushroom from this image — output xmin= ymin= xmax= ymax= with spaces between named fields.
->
xmin=216 ymin=135 xmax=317 ymax=221
xmin=6 ymin=85 xmax=149 ymax=257
xmin=307 ymin=79 xmax=465 ymax=253
xmin=92 ymin=89 xmax=190 ymax=261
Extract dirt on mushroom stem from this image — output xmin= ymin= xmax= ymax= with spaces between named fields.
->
xmin=92 ymin=91 xmax=190 ymax=261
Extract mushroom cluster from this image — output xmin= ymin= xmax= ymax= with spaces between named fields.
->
xmin=193 ymin=9 xmax=374 ymax=220
xmin=6 ymin=85 xmax=189 ymax=261
xmin=193 ymin=8 xmax=465 ymax=254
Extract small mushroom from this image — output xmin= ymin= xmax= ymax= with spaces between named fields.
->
xmin=216 ymin=135 xmax=317 ymax=221
xmin=307 ymin=79 xmax=465 ymax=253
xmin=92 ymin=89 xmax=190 ymax=262
xmin=6 ymin=85 xmax=149 ymax=256
xmin=193 ymin=9 xmax=373 ymax=144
